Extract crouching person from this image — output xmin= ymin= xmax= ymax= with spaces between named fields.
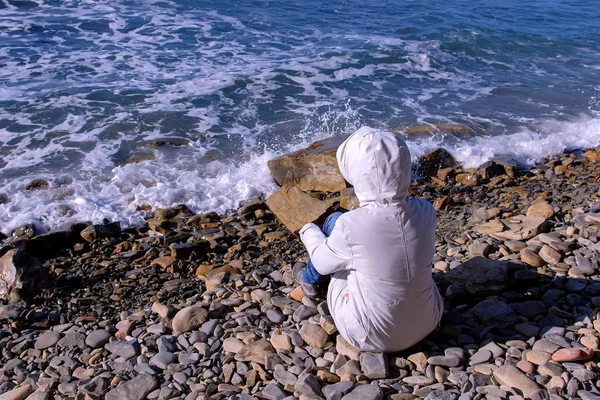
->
xmin=293 ymin=127 xmax=444 ymax=353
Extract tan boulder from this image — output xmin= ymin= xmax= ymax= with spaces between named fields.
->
xmin=493 ymin=365 xmax=540 ymax=398
xmin=300 ymin=324 xmax=329 ymax=349
xmin=198 ymin=265 xmax=240 ymax=292
xmin=267 ymin=136 xmax=348 ymax=192
xmin=526 ymin=200 xmax=555 ymax=219
xmin=266 ymin=185 xmax=331 ymax=233
xmin=270 ymin=330 xmax=293 ymax=351
xmin=520 ymin=249 xmax=544 ymax=267
xmin=172 ymin=306 xmax=208 ymax=334
xmin=474 ymin=215 xmax=549 ymax=241
xmin=538 ymin=245 xmax=561 ymax=265
xmin=234 ymin=339 xmax=275 ymax=365
xmin=336 ymin=335 xmax=361 ymax=361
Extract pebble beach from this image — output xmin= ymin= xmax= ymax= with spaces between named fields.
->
xmin=1 ymin=143 xmax=600 ymax=400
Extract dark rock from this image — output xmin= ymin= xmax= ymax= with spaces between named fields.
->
xmin=26 ymin=179 xmax=49 ymax=191
xmin=12 ymin=223 xmax=47 ymax=239
xmin=473 ymin=299 xmax=518 ymax=328
xmin=416 ymin=148 xmax=458 ymax=179
xmin=80 ymin=222 xmax=121 ymax=242
xmin=0 ymin=249 xmax=44 ymax=303
xmin=445 ymin=257 xmax=507 ymax=296
xmin=512 ymin=301 xmax=548 ymax=319
xmin=478 ymin=161 xmax=507 ymax=180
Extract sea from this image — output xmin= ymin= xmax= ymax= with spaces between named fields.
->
xmin=1 ymin=0 xmax=599 ymax=234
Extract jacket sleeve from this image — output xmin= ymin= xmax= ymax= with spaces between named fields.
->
xmin=299 ymin=219 xmax=352 ymax=275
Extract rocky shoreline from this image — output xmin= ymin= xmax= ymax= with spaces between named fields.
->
xmin=1 ymin=142 xmax=600 ymax=400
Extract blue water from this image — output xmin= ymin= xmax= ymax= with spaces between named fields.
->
xmin=0 ymin=0 xmax=599 ymax=233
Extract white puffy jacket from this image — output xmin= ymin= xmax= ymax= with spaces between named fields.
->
xmin=300 ymin=127 xmax=444 ymax=352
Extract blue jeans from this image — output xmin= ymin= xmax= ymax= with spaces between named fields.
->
xmin=302 ymin=212 xmax=343 ymax=285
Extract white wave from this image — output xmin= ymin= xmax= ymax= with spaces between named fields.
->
xmin=405 ymin=114 xmax=600 ymax=168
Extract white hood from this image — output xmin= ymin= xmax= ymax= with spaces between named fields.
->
xmin=336 ymin=127 xmax=411 ymax=206
xmin=300 ymin=127 xmax=443 ymax=352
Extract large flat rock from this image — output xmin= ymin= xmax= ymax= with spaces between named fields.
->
xmin=266 ymin=185 xmax=331 ymax=233
xmin=267 ymin=136 xmax=348 ymax=193
xmin=474 ymin=215 xmax=549 ymax=240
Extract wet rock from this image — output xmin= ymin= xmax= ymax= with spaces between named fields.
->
xmin=25 ymin=179 xmax=49 ymax=191
xmin=456 ymin=172 xmax=479 ymax=187
xmin=416 ymin=148 xmax=458 ymax=179
xmin=404 ymin=123 xmax=472 ymax=136
xmin=12 ymin=223 xmax=46 ymax=240
xmin=80 ymin=222 xmax=121 ymax=242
